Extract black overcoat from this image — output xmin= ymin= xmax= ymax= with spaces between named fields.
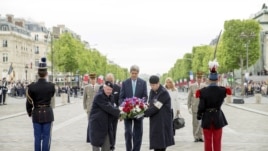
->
xmin=144 ymin=85 xmax=174 ymax=149
xmin=197 ymin=85 xmax=228 ymax=129
xmin=89 ymin=90 xmax=120 ymax=147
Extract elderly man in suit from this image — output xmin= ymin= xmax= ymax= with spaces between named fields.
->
xmin=83 ymin=73 xmax=101 ymax=143
xmin=89 ymin=81 xmax=121 ymax=151
xmin=187 ymin=72 xmax=206 ymax=142
xmin=99 ymin=73 xmax=121 ymax=151
xmin=119 ymin=65 xmax=148 ymax=151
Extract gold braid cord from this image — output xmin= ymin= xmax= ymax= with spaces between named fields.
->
xmin=26 ymin=88 xmax=33 ymax=105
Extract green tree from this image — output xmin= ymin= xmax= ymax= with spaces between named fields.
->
xmin=221 ymin=19 xmax=260 ymax=95
xmin=191 ymin=45 xmax=213 ymax=75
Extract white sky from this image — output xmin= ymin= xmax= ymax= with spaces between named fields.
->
xmin=1 ymin=0 xmax=267 ymax=75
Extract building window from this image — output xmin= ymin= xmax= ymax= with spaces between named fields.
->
xmin=35 ymin=46 xmax=39 ymax=54
xmin=34 ymin=34 xmax=39 ymax=41
xmin=35 ymin=59 xmax=39 ymax=67
xmin=3 ymin=53 xmax=8 ymax=62
xmin=1 ymin=25 xmax=9 ymax=31
xmin=3 ymin=40 xmax=8 ymax=47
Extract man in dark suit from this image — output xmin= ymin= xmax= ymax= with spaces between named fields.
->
xmin=119 ymin=65 xmax=148 ymax=151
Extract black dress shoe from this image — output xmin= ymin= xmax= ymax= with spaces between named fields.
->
xmin=194 ymin=139 xmax=199 ymax=142
xmin=199 ymin=138 xmax=204 ymax=142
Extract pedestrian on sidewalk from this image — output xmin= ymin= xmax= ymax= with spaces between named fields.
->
xmin=1 ymin=77 xmax=8 ymax=105
xmin=196 ymin=59 xmax=231 ymax=151
xmin=88 ymin=81 xmax=120 ymax=151
xmin=187 ymin=71 xmax=206 ymax=142
xmin=26 ymin=57 xmax=56 ymax=151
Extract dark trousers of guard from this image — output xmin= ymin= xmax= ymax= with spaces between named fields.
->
xmin=33 ymin=122 xmax=52 ymax=151
xmin=124 ymin=118 xmax=143 ymax=151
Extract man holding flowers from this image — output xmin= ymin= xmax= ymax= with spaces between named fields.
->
xmin=119 ymin=65 xmax=148 ymax=151
xmin=88 ymin=81 xmax=121 ymax=151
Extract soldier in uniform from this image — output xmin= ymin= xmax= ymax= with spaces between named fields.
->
xmin=196 ymin=59 xmax=231 ymax=151
xmin=88 ymin=81 xmax=121 ymax=151
xmin=26 ymin=57 xmax=56 ymax=151
xmin=187 ymin=71 xmax=206 ymax=142
xmin=83 ymin=73 xmax=101 ymax=143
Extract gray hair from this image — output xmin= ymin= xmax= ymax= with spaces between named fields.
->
xmin=130 ymin=65 xmax=140 ymax=72
xmin=105 ymin=73 xmax=115 ymax=83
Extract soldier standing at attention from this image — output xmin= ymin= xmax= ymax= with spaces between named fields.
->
xmin=187 ymin=71 xmax=206 ymax=142
xmin=83 ymin=73 xmax=100 ymax=143
xmin=196 ymin=59 xmax=231 ymax=151
xmin=26 ymin=57 xmax=56 ymax=151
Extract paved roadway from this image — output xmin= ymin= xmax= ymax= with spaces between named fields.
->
xmin=0 ymin=93 xmax=268 ymax=151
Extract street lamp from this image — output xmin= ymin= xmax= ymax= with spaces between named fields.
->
xmin=25 ymin=64 xmax=28 ymax=82
xmin=240 ymin=32 xmax=255 ymax=72
xmin=240 ymin=32 xmax=255 ymax=98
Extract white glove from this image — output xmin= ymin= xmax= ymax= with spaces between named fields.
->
xmin=134 ymin=113 xmax=144 ymax=119
xmin=188 ymin=108 xmax=192 ymax=114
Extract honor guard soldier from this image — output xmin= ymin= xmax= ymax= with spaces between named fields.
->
xmin=26 ymin=57 xmax=56 ymax=151
xmin=196 ymin=59 xmax=231 ymax=151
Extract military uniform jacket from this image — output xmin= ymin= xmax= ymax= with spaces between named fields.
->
xmin=197 ymin=85 xmax=228 ymax=129
xmin=26 ymin=79 xmax=55 ymax=123
xmin=144 ymin=85 xmax=175 ymax=149
xmin=83 ymin=84 xmax=100 ymax=113
xmin=187 ymin=82 xmax=206 ymax=113
xmin=89 ymin=90 xmax=120 ymax=147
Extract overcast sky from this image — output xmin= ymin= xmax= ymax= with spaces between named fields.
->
xmin=1 ymin=0 xmax=267 ymax=75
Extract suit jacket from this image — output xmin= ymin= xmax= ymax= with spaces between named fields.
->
xmin=119 ymin=78 xmax=148 ymax=105
xmin=187 ymin=82 xmax=206 ymax=113
xmin=83 ymin=83 xmax=100 ymax=113
xmin=197 ymin=85 xmax=228 ymax=129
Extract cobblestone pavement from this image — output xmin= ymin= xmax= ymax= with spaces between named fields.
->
xmin=0 ymin=93 xmax=268 ymax=151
